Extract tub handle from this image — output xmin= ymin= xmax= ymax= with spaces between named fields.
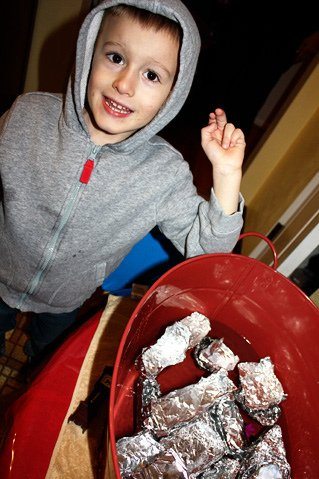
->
xmin=238 ymin=232 xmax=278 ymax=270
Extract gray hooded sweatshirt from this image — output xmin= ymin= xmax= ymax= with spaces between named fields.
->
xmin=0 ymin=0 xmax=244 ymax=313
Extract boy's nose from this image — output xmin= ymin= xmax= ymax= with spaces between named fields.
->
xmin=112 ymin=68 xmax=136 ymax=97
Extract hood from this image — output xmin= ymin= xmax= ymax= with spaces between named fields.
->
xmin=64 ymin=0 xmax=201 ymax=152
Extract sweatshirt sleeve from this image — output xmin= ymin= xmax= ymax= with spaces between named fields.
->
xmin=156 ymin=159 xmax=244 ymax=257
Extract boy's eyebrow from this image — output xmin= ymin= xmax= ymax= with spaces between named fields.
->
xmin=102 ymin=41 xmax=174 ymax=77
xmin=103 ymin=40 xmax=123 ymax=49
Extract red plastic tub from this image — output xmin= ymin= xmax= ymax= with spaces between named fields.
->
xmin=109 ymin=235 xmax=319 ymax=478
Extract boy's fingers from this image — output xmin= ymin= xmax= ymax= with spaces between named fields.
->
xmin=201 ymin=125 xmax=220 ymax=149
xmin=208 ymin=111 xmax=217 ymax=126
xmin=208 ymin=108 xmax=227 ymax=127
xmin=214 ymin=108 xmax=227 ymax=129
xmin=230 ymin=128 xmax=246 ymax=147
xmin=222 ymin=123 xmax=235 ymax=148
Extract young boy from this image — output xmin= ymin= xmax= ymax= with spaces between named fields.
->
xmin=0 ymin=0 xmax=245 ymax=358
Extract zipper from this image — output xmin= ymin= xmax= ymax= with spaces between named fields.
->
xmin=17 ymin=144 xmax=101 ymax=310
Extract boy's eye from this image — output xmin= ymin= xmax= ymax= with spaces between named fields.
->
xmin=144 ymin=70 xmax=159 ymax=82
xmin=107 ymin=53 xmax=124 ymax=65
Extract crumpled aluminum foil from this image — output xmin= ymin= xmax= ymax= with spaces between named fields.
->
xmin=139 ymin=375 xmax=161 ymax=408
xmin=200 ymin=457 xmax=241 ymax=478
xmin=136 ymin=375 xmax=162 ymax=427
xmin=130 ymin=448 xmax=189 ymax=478
xmin=238 ymin=425 xmax=291 ymax=478
xmin=208 ymin=395 xmax=245 ymax=456
xmin=144 ymin=369 xmax=237 ymax=437
xmin=180 ymin=312 xmax=212 ymax=348
xmin=160 ymin=413 xmax=226 ymax=478
xmin=245 ymin=404 xmax=282 ymax=427
xmin=118 ymin=315 xmax=292 ymax=479
xmin=194 ymin=337 xmax=239 ymax=373
xmin=236 ymin=389 xmax=282 ymax=426
xmin=116 ymin=431 xmax=164 ymax=477
xmin=237 ymin=357 xmax=286 ymax=410
xmin=141 ymin=312 xmax=211 ymax=376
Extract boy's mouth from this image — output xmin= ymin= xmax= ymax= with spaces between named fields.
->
xmin=102 ymin=97 xmax=133 ymax=117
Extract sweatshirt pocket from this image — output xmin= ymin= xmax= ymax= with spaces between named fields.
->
xmin=47 ymin=262 xmax=107 ymax=308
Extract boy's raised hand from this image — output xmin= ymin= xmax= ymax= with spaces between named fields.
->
xmin=201 ymin=108 xmax=245 ymax=215
xmin=201 ymin=108 xmax=245 ymax=175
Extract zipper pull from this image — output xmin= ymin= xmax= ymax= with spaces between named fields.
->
xmin=80 ymin=159 xmax=94 ymax=184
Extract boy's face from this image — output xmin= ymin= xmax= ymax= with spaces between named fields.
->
xmin=84 ymin=14 xmax=180 ymax=145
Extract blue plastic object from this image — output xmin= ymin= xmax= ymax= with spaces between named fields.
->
xmin=101 ymin=228 xmax=183 ymax=295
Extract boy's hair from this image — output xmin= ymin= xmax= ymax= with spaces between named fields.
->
xmin=102 ymin=4 xmax=182 ymax=44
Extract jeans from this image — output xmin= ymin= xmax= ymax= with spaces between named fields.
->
xmin=0 ymin=297 xmax=79 ymax=355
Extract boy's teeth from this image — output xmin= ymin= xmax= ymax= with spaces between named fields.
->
xmin=106 ymin=98 xmax=131 ymax=113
